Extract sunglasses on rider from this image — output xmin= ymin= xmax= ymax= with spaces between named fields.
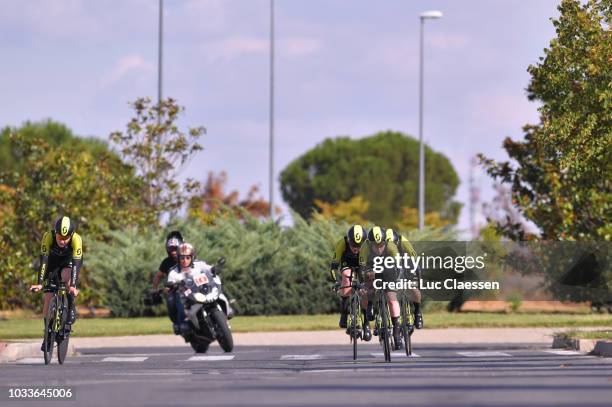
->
xmin=55 ymin=233 xmax=72 ymax=242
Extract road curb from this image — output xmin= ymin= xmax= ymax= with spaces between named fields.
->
xmin=552 ymin=335 xmax=612 ymax=356
xmin=0 ymin=340 xmax=77 ymax=363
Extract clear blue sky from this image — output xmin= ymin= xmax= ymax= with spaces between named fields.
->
xmin=0 ymin=0 xmax=561 ymax=234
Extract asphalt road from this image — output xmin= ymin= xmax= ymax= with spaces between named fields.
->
xmin=1 ymin=342 xmax=611 ymax=407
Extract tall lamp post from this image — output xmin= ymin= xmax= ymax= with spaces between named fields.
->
xmin=158 ymin=0 xmax=164 ymax=110
xmin=269 ymin=0 xmax=275 ymax=219
xmin=418 ymin=10 xmax=442 ymax=230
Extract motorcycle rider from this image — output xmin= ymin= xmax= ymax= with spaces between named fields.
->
xmin=152 ymin=231 xmax=183 ymax=334
xmin=167 ymin=242 xmax=233 ymax=335
xmin=330 ymin=224 xmax=372 ymax=341
xmin=359 ymin=226 xmax=404 ymax=350
xmin=386 ymin=228 xmax=424 ymax=329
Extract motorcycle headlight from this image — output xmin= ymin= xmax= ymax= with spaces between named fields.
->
xmin=193 ymin=292 xmax=206 ymax=303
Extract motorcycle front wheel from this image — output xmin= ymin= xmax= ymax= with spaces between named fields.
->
xmin=190 ymin=341 xmax=210 ymax=353
xmin=211 ymin=308 xmax=234 ymax=352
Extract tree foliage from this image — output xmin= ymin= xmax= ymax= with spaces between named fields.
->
xmin=0 ymin=126 xmax=152 ymax=309
xmin=480 ymin=0 xmax=611 ymax=241
xmin=314 ymin=196 xmax=370 ymax=224
xmin=398 ymin=207 xmax=452 ymax=230
xmin=0 ymin=120 xmax=109 ymax=181
xmin=280 ymin=131 xmax=461 ymax=227
xmin=188 ymin=171 xmax=279 ymax=224
xmin=110 ymin=97 xmax=205 ymax=220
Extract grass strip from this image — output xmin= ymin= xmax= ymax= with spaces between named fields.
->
xmin=555 ymin=329 xmax=612 ymax=341
xmin=1 ymin=312 xmax=611 ymax=340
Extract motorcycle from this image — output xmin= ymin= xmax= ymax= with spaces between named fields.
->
xmin=166 ymin=258 xmax=234 ymax=354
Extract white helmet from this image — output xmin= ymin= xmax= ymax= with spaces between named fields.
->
xmin=178 ymin=242 xmax=196 ymax=267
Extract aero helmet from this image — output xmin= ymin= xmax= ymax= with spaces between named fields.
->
xmin=54 ymin=216 xmax=76 ymax=238
xmin=347 ymin=225 xmax=366 ymax=248
xmin=368 ymin=226 xmax=385 ymax=245
xmin=385 ymin=228 xmax=399 ymax=244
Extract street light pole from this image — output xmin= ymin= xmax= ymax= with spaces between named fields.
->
xmin=158 ymin=0 xmax=164 ymax=111
xmin=418 ymin=10 xmax=442 ymax=230
xmin=269 ymin=0 xmax=275 ymax=219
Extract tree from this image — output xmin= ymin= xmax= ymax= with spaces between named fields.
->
xmin=397 ymin=207 xmax=452 ymax=230
xmin=480 ymin=0 xmax=611 ymax=241
xmin=0 ymin=131 xmax=152 ymax=309
xmin=188 ymin=171 xmax=280 ymax=223
xmin=481 ymin=183 xmax=538 ymax=240
xmin=0 ymin=120 xmax=109 ymax=181
xmin=280 ymin=131 xmax=461 ymax=227
xmin=314 ymin=196 xmax=370 ymax=224
xmin=110 ymin=97 xmax=205 ymax=220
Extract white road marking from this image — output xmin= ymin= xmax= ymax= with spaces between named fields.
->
xmin=79 ymin=352 xmax=192 ymax=358
xmin=16 ymin=358 xmax=45 ymax=364
xmin=457 ymin=352 xmax=512 ymax=357
xmin=187 ymin=355 xmax=235 ymax=361
xmin=106 ymin=371 xmax=189 ymax=376
xmin=543 ymin=350 xmax=583 ymax=356
xmin=281 ymin=354 xmax=323 ymax=360
xmin=302 ymin=369 xmax=345 ymax=373
xmin=370 ymin=352 xmax=420 ymax=358
xmin=101 ymin=356 xmax=148 ymax=362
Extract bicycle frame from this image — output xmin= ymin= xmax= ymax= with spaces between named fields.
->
xmin=397 ymin=268 xmax=415 ymax=356
xmin=42 ymin=281 xmax=70 ymax=365
xmin=374 ymin=286 xmax=392 ymax=362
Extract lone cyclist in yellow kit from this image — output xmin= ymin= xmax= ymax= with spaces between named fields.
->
xmin=29 ymin=216 xmax=83 ymax=351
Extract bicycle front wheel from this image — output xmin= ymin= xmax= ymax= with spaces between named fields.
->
xmin=43 ymin=300 xmax=56 ymax=365
xmin=57 ymin=297 xmax=70 ymax=365
xmin=379 ymin=295 xmax=391 ymax=362
xmin=400 ymin=298 xmax=412 ymax=356
xmin=350 ymin=292 xmax=360 ymax=360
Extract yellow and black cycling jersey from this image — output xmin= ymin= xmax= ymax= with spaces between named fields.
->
xmin=38 ymin=231 xmax=83 ymax=287
xmin=395 ymin=235 xmax=422 ymax=280
xmin=358 ymin=240 xmax=400 ymax=275
xmin=396 ymin=235 xmax=417 ymax=258
xmin=329 ymin=237 xmax=361 ymax=281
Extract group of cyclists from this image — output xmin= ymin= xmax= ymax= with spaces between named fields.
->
xmin=330 ymin=224 xmax=423 ymax=350
xmin=29 ymin=216 xmax=423 ymax=355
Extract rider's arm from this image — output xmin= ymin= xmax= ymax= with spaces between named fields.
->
xmin=154 ymin=257 xmax=174 ymax=289
xmin=399 ymin=236 xmax=417 ymax=257
xmin=329 ymin=238 xmax=345 ymax=281
xmin=70 ymin=233 xmax=83 ymax=288
xmin=37 ymin=232 xmax=53 ymax=285
xmin=152 ymin=271 xmax=165 ymax=290
xmin=358 ymin=244 xmax=369 ymax=280
xmin=400 ymin=236 xmax=421 ymax=280
xmin=387 ymin=241 xmax=400 ymax=266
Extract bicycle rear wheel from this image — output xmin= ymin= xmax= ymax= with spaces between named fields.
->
xmin=379 ymin=295 xmax=391 ymax=362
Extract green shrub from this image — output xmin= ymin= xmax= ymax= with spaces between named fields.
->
xmin=87 ymin=211 xmax=456 ymax=316
xmin=507 ymin=292 xmax=523 ymax=313
xmin=87 ymin=228 xmax=164 ymax=317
